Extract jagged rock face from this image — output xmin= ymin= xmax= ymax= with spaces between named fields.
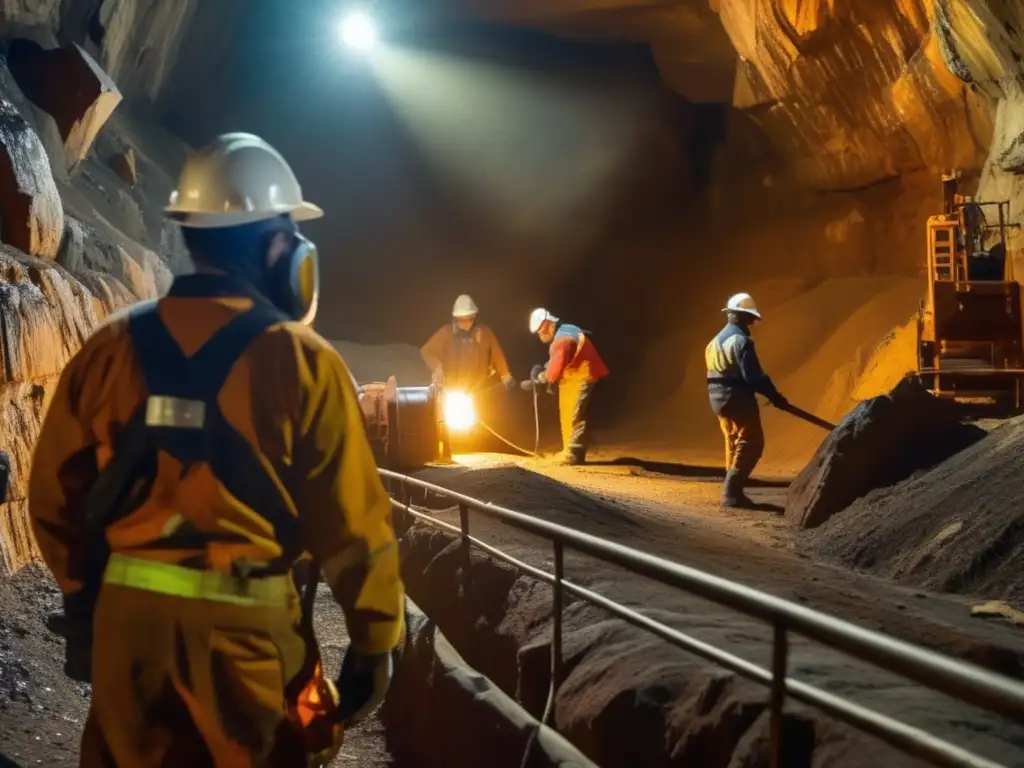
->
xmin=463 ymin=0 xmax=1017 ymax=194
xmin=0 ymin=97 xmax=63 ymax=258
xmin=0 ymin=235 xmax=164 ymax=573
xmin=0 ymin=0 xmax=242 ymax=110
xmin=714 ymin=0 xmax=994 ymax=189
xmin=7 ymin=40 xmax=122 ymax=171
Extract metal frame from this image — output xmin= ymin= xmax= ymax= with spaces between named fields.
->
xmin=919 ymin=193 xmax=1024 ymax=404
xmin=380 ymin=468 xmax=1024 ymax=768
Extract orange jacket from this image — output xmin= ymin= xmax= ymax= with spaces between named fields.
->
xmin=28 ymin=281 xmax=404 ymax=656
xmin=421 ymin=321 xmax=511 ymax=390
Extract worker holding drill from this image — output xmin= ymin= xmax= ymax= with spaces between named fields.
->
xmin=705 ymin=292 xmax=788 ymax=508
xmin=29 ymin=133 xmax=404 ymax=766
xmin=421 ymin=294 xmax=516 ymax=393
xmin=526 ymin=308 xmax=609 ymax=465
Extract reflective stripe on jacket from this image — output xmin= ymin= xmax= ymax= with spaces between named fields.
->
xmin=28 ymin=273 xmax=404 ymax=656
xmin=705 ymin=322 xmax=780 ymax=400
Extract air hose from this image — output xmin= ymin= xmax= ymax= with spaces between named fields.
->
xmin=478 ymin=385 xmax=541 ymax=457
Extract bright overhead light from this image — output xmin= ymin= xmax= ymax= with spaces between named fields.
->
xmin=340 ymin=10 xmax=377 ymax=52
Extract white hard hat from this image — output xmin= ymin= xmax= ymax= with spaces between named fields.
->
xmin=452 ymin=294 xmax=478 ymax=318
xmin=529 ymin=307 xmax=559 ymax=334
xmin=166 ymin=133 xmax=324 ymax=228
xmin=722 ymin=292 xmax=761 ymax=319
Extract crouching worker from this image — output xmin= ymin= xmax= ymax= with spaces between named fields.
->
xmin=705 ymin=292 xmax=788 ymax=508
xmin=526 ymin=308 xmax=609 ymax=465
xmin=29 ymin=133 xmax=405 ymax=767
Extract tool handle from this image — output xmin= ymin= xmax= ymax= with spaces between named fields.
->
xmin=775 ymin=401 xmax=836 ymax=431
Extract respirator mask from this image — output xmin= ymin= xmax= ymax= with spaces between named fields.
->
xmin=267 ymin=231 xmax=320 ymax=326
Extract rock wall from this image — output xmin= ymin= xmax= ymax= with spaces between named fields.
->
xmin=0 ymin=26 xmax=185 ymax=574
xmin=718 ymin=0 xmax=995 ymax=191
xmin=939 ymin=1 xmax=1024 ymax=266
xmin=0 ymin=0 xmax=241 ymax=111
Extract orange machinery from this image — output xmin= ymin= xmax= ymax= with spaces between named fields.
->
xmin=917 ymin=171 xmax=1021 ymax=405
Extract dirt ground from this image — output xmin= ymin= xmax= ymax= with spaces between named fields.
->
xmin=409 ymin=448 xmax=1024 ymax=765
xmin=0 ymin=566 xmax=394 ymax=767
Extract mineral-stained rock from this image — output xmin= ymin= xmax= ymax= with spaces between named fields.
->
xmin=0 ymin=246 xmax=99 ymax=385
xmin=7 ymin=38 xmax=122 ymax=171
xmin=0 ymin=98 xmax=63 ymax=258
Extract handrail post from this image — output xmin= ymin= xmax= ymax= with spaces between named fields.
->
xmin=396 ymin=478 xmax=410 ymax=535
xmin=770 ymin=621 xmax=789 ymax=768
xmin=459 ymin=503 xmax=471 ymax=591
xmin=550 ymin=541 xmax=565 ymax=719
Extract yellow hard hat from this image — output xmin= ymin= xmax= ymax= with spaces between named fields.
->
xmin=166 ymin=133 xmax=323 ymax=228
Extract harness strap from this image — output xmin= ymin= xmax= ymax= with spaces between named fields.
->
xmin=125 ymin=281 xmax=301 ymax=568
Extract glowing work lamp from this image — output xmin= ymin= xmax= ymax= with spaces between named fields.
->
xmin=340 ymin=10 xmax=377 ymax=52
xmin=443 ymin=390 xmax=476 ymax=434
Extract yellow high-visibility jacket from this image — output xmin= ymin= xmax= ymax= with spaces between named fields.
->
xmin=28 ymin=283 xmax=404 ymax=656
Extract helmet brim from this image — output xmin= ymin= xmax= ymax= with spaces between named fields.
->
xmin=166 ymin=200 xmax=324 ymax=229
xmin=722 ymin=306 xmax=761 ymax=319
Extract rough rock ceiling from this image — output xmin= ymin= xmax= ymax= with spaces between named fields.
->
xmin=441 ymin=0 xmax=1023 ymax=191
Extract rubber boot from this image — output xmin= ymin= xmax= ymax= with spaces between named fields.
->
xmin=722 ymin=469 xmax=755 ymax=509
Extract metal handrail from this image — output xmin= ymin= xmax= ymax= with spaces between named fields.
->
xmin=380 ymin=468 xmax=1024 ymax=768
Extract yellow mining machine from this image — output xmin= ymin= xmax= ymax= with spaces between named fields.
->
xmin=916 ymin=171 xmax=1022 ymax=405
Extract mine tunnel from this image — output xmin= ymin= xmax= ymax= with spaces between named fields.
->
xmin=2 ymin=1 xmax=1024 ymax=767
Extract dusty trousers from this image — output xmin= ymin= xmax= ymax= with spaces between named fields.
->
xmin=79 ymin=582 xmax=311 ymax=768
xmin=710 ymin=390 xmax=764 ymax=477
xmin=558 ymin=372 xmax=595 ymax=463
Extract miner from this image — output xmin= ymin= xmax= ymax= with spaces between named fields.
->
xmin=421 ymin=294 xmax=516 ymax=393
xmin=526 ymin=308 xmax=609 ymax=465
xmin=705 ymin=292 xmax=788 ymax=508
xmin=28 ymin=133 xmax=404 ymax=766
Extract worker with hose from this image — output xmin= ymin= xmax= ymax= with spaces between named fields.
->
xmin=421 ymin=294 xmax=516 ymax=393
xmin=705 ymin=292 xmax=788 ymax=509
xmin=28 ymin=133 xmax=404 ymax=766
xmin=525 ymin=308 xmax=609 ymax=465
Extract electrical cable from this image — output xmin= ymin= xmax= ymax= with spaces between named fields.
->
xmin=476 ymin=381 xmax=543 ymax=458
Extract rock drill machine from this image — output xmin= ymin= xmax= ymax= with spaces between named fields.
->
xmin=916 ymin=171 xmax=1023 ymax=406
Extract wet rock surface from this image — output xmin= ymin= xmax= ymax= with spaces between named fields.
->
xmin=785 ymin=379 xmax=985 ymax=530
xmin=0 ymin=564 xmax=89 ymax=767
xmin=0 ymin=97 xmax=62 ymax=258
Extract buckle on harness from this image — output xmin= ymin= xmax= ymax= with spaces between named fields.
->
xmin=146 ymin=396 xmax=206 ymax=429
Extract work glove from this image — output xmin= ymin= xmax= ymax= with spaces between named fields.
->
xmin=520 ymin=379 xmax=536 ymax=391
xmin=530 ymin=364 xmax=546 ymax=383
xmin=335 ymin=647 xmax=394 ymax=727
xmin=770 ymin=394 xmax=790 ymax=409
xmin=502 ymin=374 xmax=516 ymax=393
